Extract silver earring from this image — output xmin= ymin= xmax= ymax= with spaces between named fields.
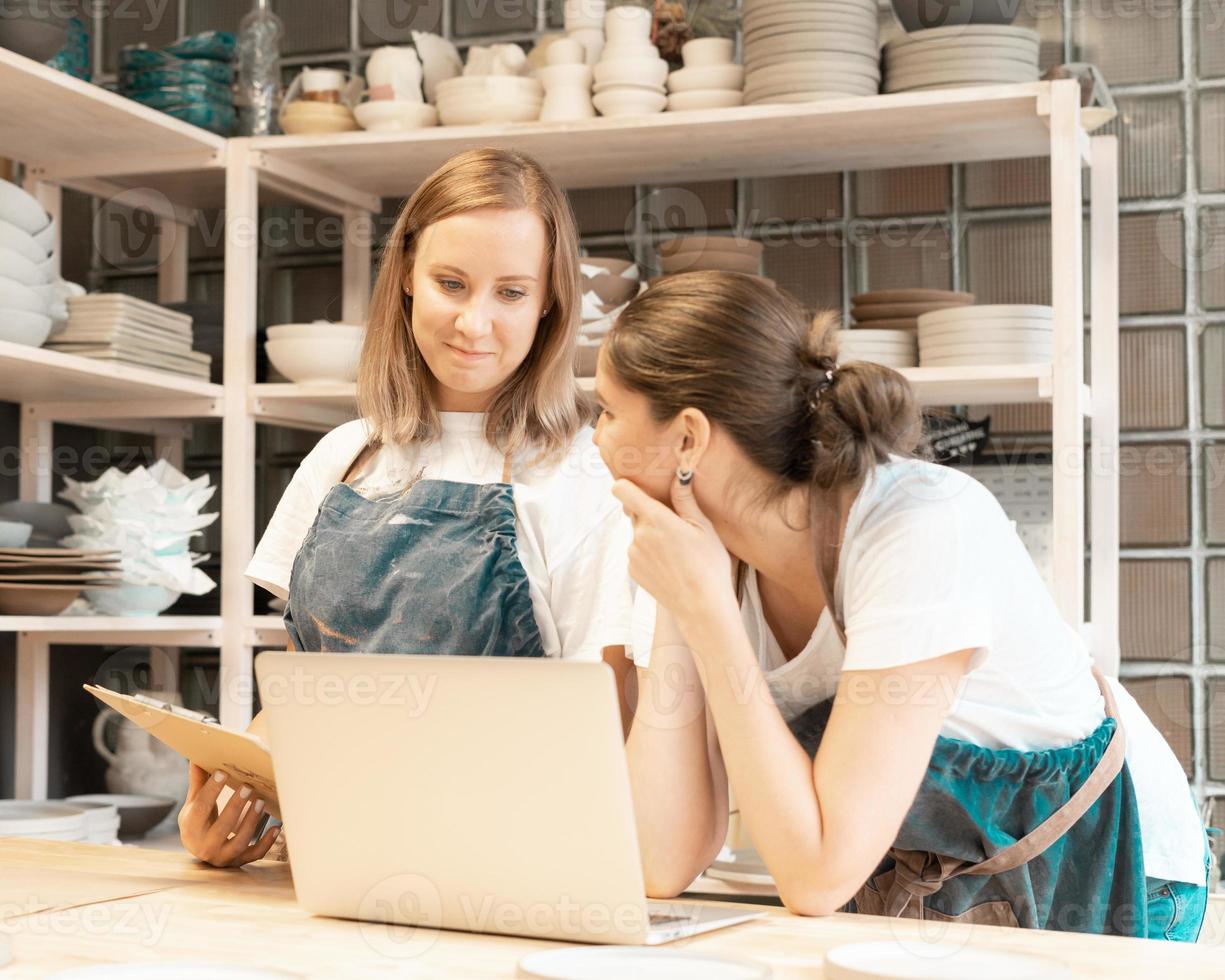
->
xmin=677 ymin=466 xmax=694 ymax=486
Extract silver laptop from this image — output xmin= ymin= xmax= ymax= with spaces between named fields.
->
xmin=255 ymin=652 xmax=762 ymax=945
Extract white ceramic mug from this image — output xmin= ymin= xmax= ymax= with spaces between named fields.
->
xmin=604 ymin=5 xmax=653 ymax=42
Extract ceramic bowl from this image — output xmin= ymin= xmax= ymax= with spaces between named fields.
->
xmin=891 ymin=0 xmax=1021 ymax=32
xmin=659 ymin=250 xmax=762 ymax=274
xmin=0 ymin=276 xmax=49 ymax=316
xmin=64 ymin=794 xmax=177 ymax=840
xmin=668 ymin=64 xmax=744 ymax=93
xmin=0 ymin=180 xmax=50 ymax=237
xmin=681 ymin=37 xmax=736 ymax=67
xmin=354 ymin=100 xmax=439 ymax=131
xmin=0 ymin=308 xmax=53 ymax=347
xmin=0 ymin=247 xmax=54 ymax=287
xmin=0 ymin=521 xmax=33 ymax=548
xmin=580 ymin=256 xmax=636 ymax=276
xmin=593 ymin=55 xmax=669 ymax=88
xmin=265 ymin=336 xmax=363 ymax=384
xmin=0 ymin=501 xmax=74 ymax=546
xmin=85 ymin=583 xmax=180 ymax=617
xmin=30 ymin=218 xmax=56 ymax=254
xmin=436 ymin=75 xmax=544 ymax=101
xmin=592 ymin=88 xmax=667 ymax=117
xmin=437 ymin=97 xmax=541 ymax=125
xmin=266 ymin=322 xmax=366 ymax=341
xmin=605 ymin=5 xmax=654 ymax=42
xmin=0 ymin=15 xmax=67 ymax=62
xmin=667 ymin=89 xmax=745 ymax=111
xmin=658 ymin=235 xmax=764 ymax=258
xmin=279 ymin=102 xmax=359 ymax=135
xmin=0 ymin=218 xmax=48 ymax=263
xmin=0 ymin=583 xmax=82 ymax=615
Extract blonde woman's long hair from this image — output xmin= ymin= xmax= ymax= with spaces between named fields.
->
xmin=357 ymin=148 xmax=585 ymax=463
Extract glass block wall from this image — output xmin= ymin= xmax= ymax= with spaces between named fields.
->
xmin=31 ymin=0 xmax=1223 ymax=828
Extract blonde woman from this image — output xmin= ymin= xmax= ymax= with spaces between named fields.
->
xmin=178 ymin=149 xmax=633 ymax=867
xmin=595 ymin=272 xmax=1208 ymax=939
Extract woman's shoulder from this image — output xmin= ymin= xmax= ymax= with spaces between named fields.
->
xmin=294 ymin=419 xmax=374 ymax=484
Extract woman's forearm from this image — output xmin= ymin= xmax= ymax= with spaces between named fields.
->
xmin=626 ymin=614 xmax=726 ymax=896
xmin=679 ymin=607 xmax=838 ymax=913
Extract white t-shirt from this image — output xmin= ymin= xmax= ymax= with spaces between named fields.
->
xmin=246 ymin=413 xmax=634 ymax=663
xmin=631 ymin=457 xmax=1205 ymax=885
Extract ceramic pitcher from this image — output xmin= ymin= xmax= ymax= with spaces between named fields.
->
xmin=91 ymin=691 xmax=189 ymax=804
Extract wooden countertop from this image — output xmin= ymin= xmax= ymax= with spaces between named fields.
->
xmin=1 ymin=839 xmax=1221 ymax=978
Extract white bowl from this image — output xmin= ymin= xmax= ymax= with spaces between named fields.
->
xmin=0 ymin=520 xmax=33 ymax=547
xmin=667 ymin=89 xmax=745 ymax=111
xmin=0 ymin=179 xmax=49 ymax=236
xmin=438 ymin=98 xmax=542 ymax=125
xmin=0 ymin=246 xmax=53 ymax=286
xmin=0 ymin=218 xmax=48 ymax=263
xmin=668 ymin=64 xmax=744 ymax=92
xmin=265 ymin=336 xmax=363 ymax=384
xmin=436 ymin=75 xmax=544 ymax=101
xmin=0 ymin=308 xmax=53 ymax=346
xmin=593 ymin=55 xmax=669 ymax=88
xmin=592 ymin=88 xmax=667 ymax=117
xmin=681 ymin=37 xmax=735 ymax=67
xmin=85 ymin=583 xmax=180 ymax=617
xmin=266 ymin=322 xmax=366 ymax=341
xmin=31 ymin=217 xmax=56 ymax=254
xmin=0 ymin=275 xmax=49 ymax=316
xmin=354 ymin=100 xmax=439 ymax=131
xmin=604 ymin=5 xmax=653 ymax=42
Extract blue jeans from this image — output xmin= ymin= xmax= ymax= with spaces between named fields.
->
xmin=1144 ymin=832 xmax=1211 ymax=942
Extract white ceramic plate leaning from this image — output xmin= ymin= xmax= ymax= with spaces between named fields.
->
xmin=667 ymin=64 xmax=744 ymax=92
xmin=667 ymin=90 xmax=745 ymax=111
xmin=353 ymin=100 xmax=439 ymax=131
xmin=519 ymin=947 xmax=771 ymax=980
xmin=824 ymin=941 xmax=1052 ymax=980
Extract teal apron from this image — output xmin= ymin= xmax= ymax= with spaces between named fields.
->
xmin=284 ymin=447 xmax=546 ymax=658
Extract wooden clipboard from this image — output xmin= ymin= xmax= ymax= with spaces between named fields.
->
xmin=84 ymin=685 xmax=280 ymax=818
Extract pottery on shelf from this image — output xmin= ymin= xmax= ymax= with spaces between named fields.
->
xmin=411 ymin=30 xmax=463 ymax=103
xmin=365 ymin=45 xmax=424 ymax=101
xmin=537 ymin=63 xmax=596 ymax=122
xmin=264 ymin=321 xmax=365 ymax=383
xmin=92 ymin=691 xmax=190 ymax=806
xmin=890 ymin=0 xmax=1021 ymax=33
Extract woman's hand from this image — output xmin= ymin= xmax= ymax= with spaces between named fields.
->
xmin=611 ymin=472 xmax=738 ymax=639
xmin=177 ymin=764 xmax=281 ymax=868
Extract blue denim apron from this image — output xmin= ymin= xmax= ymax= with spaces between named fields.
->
xmin=788 ymin=664 xmax=1149 ymax=935
xmin=284 ymin=446 xmax=546 ymax=658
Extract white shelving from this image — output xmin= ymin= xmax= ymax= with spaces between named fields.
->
xmin=0 ymin=44 xmax=1120 ymax=799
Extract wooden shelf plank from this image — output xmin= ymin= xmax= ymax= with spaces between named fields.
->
xmin=0 ymin=50 xmax=225 ymax=205
xmin=0 ymin=340 xmax=223 ymax=410
xmin=0 ymin=615 xmax=222 ymax=644
xmin=248 ymin=83 xmax=1058 ymax=195
xmin=578 ymin=363 xmax=1054 ymax=408
xmin=249 ymin=383 xmax=358 ymax=432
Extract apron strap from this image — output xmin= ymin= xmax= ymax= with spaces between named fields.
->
xmin=501 ymin=452 xmax=513 ymax=485
xmin=953 ymin=665 xmax=1125 ymax=878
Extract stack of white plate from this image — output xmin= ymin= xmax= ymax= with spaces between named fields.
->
xmin=851 ymin=287 xmax=974 ymax=330
xmin=742 ymin=0 xmax=880 ymax=105
xmin=882 ymin=26 xmax=1041 ymax=93
xmin=435 ymin=76 xmax=543 ymax=125
xmin=835 ymin=328 xmax=918 ymax=368
xmin=0 ymin=547 xmax=122 ymax=616
xmin=918 ymin=304 xmax=1053 ymax=366
xmin=0 ymin=800 xmax=88 ymax=841
xmin=49 ymin=295 xmax=211 ymax=380
xmin=52 ymin=798 xmax=121 ymax=844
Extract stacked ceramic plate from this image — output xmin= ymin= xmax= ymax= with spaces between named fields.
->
xmin=851 ymin=288 xmax=974 ymax=330
xmin=436 ymin=75 xmax=543 ymax=125
xmin=656 ymin=235 xmax=764 ymax=275
xmin=49 ymin=294 xmax=211 ymax=380
xmin=836 ymin=328 xmax=918 ymax=368
xmin=882 ymin=26 xmax=1041 ymax=93
xmin=0 ymin=801 xmax=89 ymax=841
xmin=918 ymin=304 xmax=1054 ymax=366
xmin=666 ymin=38 xmax=743 ymax=112
xmin=741 ymin=0 xmax=880 ymax=105
xmin=51 ymin=797 xmax=121 ymax=843
xmin=0 ymin=547 xmax=121 ymax=615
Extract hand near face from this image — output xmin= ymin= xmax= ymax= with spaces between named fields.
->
xmin=612 ymin=470 xmax=737 ymax=639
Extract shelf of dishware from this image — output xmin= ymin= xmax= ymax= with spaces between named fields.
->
xmin=246 ymin=81 xmax=1066 ymax=195
xmin=0 ymin=49 xmax=226 ymax=207
xmin=0 ymin=339 xmax=224 ymax=411
xmin=578 ymin=363 xmax=1083 ymax=410
xmin=0 ymin=615 xmax=222 ymax=643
